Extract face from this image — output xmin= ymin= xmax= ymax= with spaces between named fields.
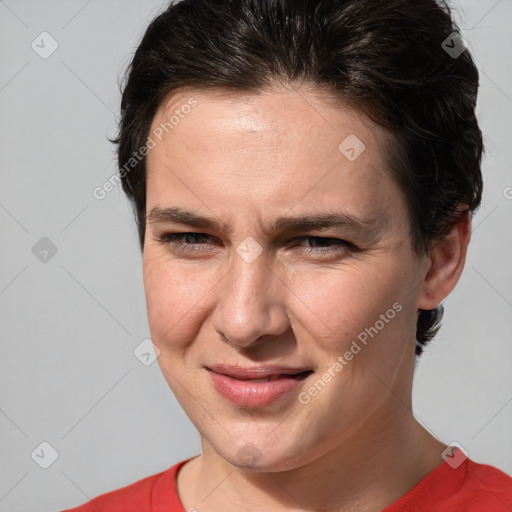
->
xmin=143 ymin=87 xmax=428 ymax=472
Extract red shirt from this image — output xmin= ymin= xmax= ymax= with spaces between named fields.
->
xmin=62 ymin=457 xmax=512 ymax=511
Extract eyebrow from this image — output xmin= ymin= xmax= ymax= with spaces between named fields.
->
xmin=146 ymin=206 xmax=382 ymax=239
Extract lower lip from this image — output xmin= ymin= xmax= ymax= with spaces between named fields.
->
xmin=208 ymin=371 xmax=311 ymax=407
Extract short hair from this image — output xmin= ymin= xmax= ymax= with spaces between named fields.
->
xmin=113 ymin=0 xmax=483 ymax=355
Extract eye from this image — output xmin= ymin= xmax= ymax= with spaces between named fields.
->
xmin=293 ymin=236 xmax=351 ymax=254
xmin=154 ymin=232 xmax=217 ymax=253
xmin=154 ymin=232 xmax=353 ymax=257
xmin=157 ymin=232 xmax=211 ymax=244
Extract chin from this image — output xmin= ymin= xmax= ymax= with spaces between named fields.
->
xmin=211 ymin=437 xmax=312 ymax=473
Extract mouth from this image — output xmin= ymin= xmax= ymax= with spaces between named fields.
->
xmin=226 ymin=371 xmax=313 ymax=383
xmin=205 ymin=365 xmax=314 ymax=407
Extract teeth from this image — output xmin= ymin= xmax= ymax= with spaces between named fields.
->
xmin=249 ymin=375 xmax=283 ymax=383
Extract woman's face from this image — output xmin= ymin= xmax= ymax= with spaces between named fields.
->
xmin=143 ymin=87 xmax=429 ymax=471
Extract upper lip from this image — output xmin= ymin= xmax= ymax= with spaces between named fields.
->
xmin=206 ymin=364 xmax=312 ymax=380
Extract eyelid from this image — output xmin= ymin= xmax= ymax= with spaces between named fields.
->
xmin=155 ymin=232 xmax=215 ymax=244
xmin=155 ymin=231 xmax=348 ymax=242
xmin=291 ymin=236 xmax=352 ymax=251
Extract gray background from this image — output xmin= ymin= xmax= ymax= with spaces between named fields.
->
xmin=0 ymin=1 xmax=511 ymax=510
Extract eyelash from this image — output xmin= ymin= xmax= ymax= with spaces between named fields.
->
xmin=154 ymin=232 xmax=352 ymax=255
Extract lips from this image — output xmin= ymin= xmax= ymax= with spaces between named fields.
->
xmin=206 ymin=364 xmax=313 ymax=407
xmin=207 ymin=364 xmax=312 ymax=379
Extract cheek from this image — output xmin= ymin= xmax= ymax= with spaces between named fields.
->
xmin=143 ymin=257 xmax=216 ymax=353
xmin=143 ymin=248 xmax=416 ymax=363
xmin=289 ymin=263 xmax=407 ymax=353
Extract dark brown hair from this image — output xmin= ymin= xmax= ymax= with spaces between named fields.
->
xmin=113 ymin=0 xmax=483 ymax=355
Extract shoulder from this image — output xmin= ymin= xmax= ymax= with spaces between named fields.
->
xmin=425 ymin=458 xmax=512 ymax=511
xmin=456 ymin=459 xmax=512 ymax=510
xmin=386 ymin=457 xmax=512 ymax=512
xmin=60 ymin=459 xmax=189 ymax=512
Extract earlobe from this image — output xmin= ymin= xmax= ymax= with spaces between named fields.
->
xmin=417 ymin=209 xmax=472 ymax=311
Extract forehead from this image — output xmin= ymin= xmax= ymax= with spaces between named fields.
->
xmin=150 ymin=86 xmax=386 ymax=158
xmin=146 ymin=87 xmax=405 ymax=229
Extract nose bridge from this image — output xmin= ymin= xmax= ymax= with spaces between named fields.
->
xmin=212 ymin=252 xmax=288 ymax=347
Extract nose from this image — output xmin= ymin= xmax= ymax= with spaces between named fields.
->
xmin=211 ymin=252 xmax=290 ymax=349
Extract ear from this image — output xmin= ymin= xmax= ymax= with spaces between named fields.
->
xmin=417 ymin=208 xmax=472 ymax=311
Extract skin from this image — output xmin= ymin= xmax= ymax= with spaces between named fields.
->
xmin=142 ymin=85 xmax=471 ymax=512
